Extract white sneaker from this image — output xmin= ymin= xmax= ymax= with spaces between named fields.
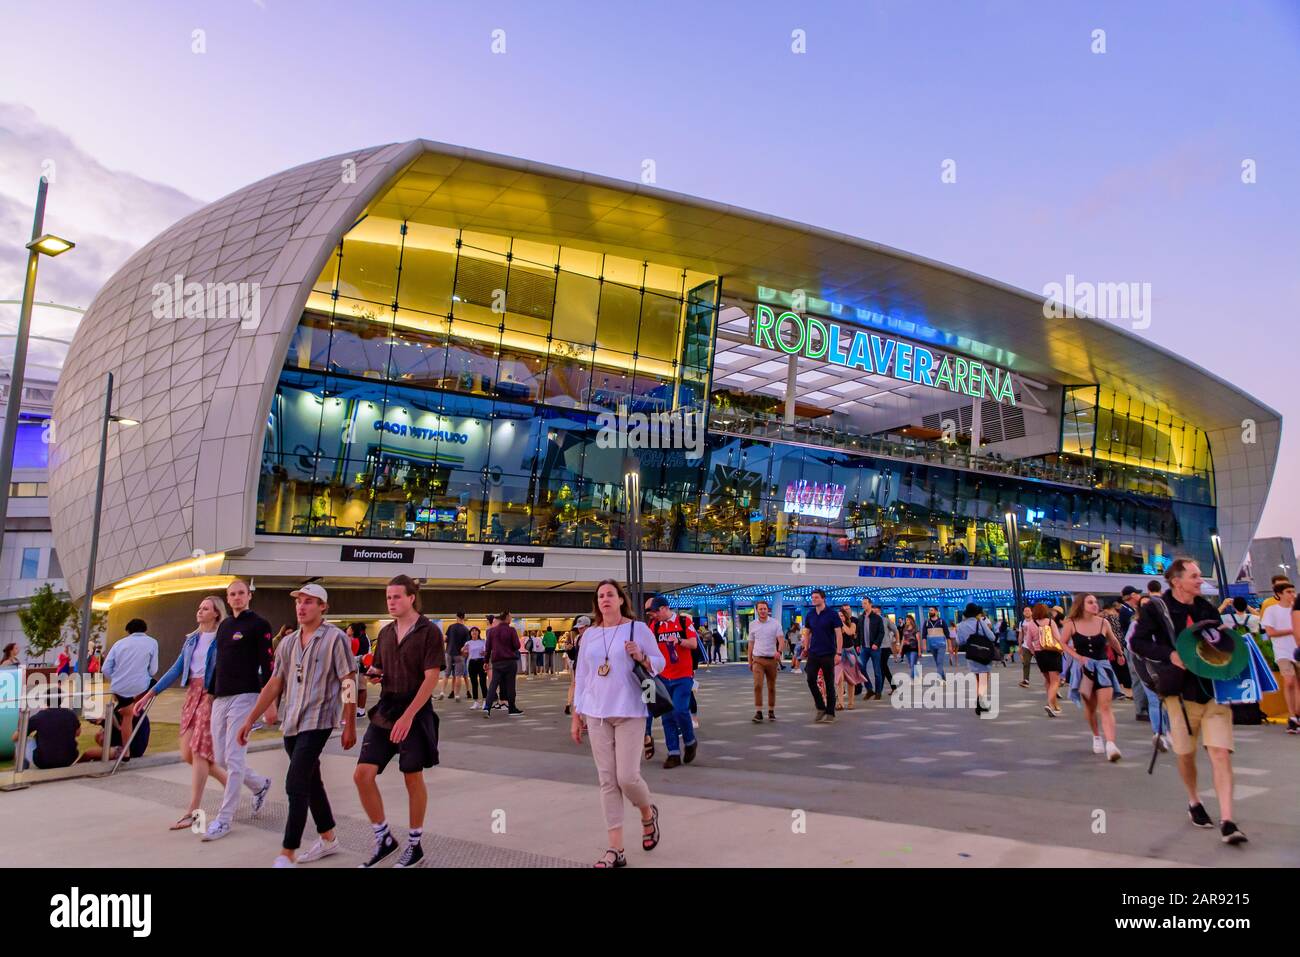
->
xmin=296 ymin=837 xmax=340 ymax=863
xmin=251 ymin=779 xmax=271 ymax=816
xmin=1158 ymin=733 xmax=1172 ymax=752
xmin=1092 ymin=735 xmax=1104 ymax=754
xmin=355 ymin=708 xmax=365 ymax=718
xmin=434 ymin=692 xmax=445 ymax=700
xmin=1105 ymin=741 xmax=1122 ymax=762
xmin=273 ymin=854 xmax=296 ymax=868
xmin=202 ymin=820 xmax=232 ymax=842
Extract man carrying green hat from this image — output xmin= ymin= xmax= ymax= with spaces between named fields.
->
xmin=1130 ymin=557 xmax=1248 ymax=846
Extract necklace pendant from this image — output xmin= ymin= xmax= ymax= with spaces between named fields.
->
xmin=597 ymin=661 xmax=611 ymax=677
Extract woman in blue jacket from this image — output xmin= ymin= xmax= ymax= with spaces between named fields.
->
xmin=134 ymin=595 xmax=229 ymax=830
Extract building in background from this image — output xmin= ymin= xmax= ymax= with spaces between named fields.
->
xmin=1239 ymin=536 xmax=1297 ymax=593
xmin=47 ymin=141 xmax=1282 ymax=662
xmin=1 ymin=306 xmax=76 ymax=657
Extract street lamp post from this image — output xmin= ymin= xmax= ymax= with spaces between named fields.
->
xmin=623 ymin=459 xmax=644 ymax=615
xmin=78 ymin=371 xmax=139 ymax=674
xmin=0 ymin=177 xmax=75 ymax=564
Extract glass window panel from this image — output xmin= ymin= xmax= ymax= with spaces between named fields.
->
xmin=596 ymin=281 xmax=641 ymax=354
xmin=312 ymin=244 xmax=341 ymax=295
xmin=337 ymin=217 xmax=402 ymax=305
xmin=495 ymin=333 xmax=549 ymax=403
xmin=483 ymin=472 xmax=534 ymax=544
xmin=444 ymin=320 xmax=502 ymax=396
xmin=287 ymin=310 xmax=333 ymax=370
xmin=601 ymin=255 xmax=644 ymax=288
xmin=543 ymin=341 xmax=594 ymax=409
xmin=637 ymin=291 xmax=682 ymax=362
xmin=396 ymin=223 xmax=458 ymax=316
xmin=552 ymin=269 xmax=600 ymax=343
xmin=326 ymin=305 xmax=394 ymax=379
xmin=559 ymin=246 xmax=602 ymax=278
xmin=452 ymin=246 xmax=509 ymax=327
xmin=386 ymin=314 xmax=451 ymax=387
xmin=588 ymin=353 xmax=635 ymax=413
xmin=504 ymin=260 xmax=555 ymax=337
xmin=644 ymin=263 xmax=684 ymax=297
xmin=460 ymin=230 xmax=511 ymax=256
xmin=510 ymin=239 xmax=558 ymax=269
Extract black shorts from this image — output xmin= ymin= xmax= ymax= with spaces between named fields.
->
xmin=1034 ymin=650 xmax=1063 ymax=674
xmin=357 ymin=709 xmax=439 ymax=774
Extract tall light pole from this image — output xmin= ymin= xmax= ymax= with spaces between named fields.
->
xmin=78 ymin=371 xmax=139 ymax=673
xmin=0 ymin=177 xmax=75 ymax=564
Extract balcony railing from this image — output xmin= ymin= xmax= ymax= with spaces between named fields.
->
xmin=705 ymin=406 xmax=1212 ymax=504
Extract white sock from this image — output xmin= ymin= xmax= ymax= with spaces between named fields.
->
xmin=407 ymin=827 xmax=422 ymax=845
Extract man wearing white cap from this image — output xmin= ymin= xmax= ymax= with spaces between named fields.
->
xmin=238 ymin=582 xmax=356 ymax=867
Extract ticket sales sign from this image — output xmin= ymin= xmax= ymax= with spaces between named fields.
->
xmin=749 ymin=304 xmax=1017 ymax=407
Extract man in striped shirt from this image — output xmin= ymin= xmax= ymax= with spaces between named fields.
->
xmin=239 ymin=583 xmax=356 ymax=867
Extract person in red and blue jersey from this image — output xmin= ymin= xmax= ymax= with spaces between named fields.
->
xmin=644 ymin=595 xmax=699 ymax=769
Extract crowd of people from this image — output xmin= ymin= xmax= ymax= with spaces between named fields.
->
xmin=9 ymin=553 xmax=1294 ymax=864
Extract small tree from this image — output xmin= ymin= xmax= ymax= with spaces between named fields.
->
xmin=16 ymin=583 xmax=73 ymax=664
xmin=66 ymin=604 xmax=108 ymax=657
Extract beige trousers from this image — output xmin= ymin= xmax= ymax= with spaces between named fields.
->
xmin=587 ymin=715 xmax=653 ymax=830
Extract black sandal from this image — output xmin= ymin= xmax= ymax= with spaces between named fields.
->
xmin=641 ymin=804 xmax=660 ymax=852
xmin=643 ymin=735 xmax=654 ymax=760
xmin=594 ymin=847 xmax=626 ymax=868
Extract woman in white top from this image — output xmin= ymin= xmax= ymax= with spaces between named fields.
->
xmin=570 ymin=579 xmax=666 ymax=868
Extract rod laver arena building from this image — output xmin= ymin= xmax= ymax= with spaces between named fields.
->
xmin=49 ymin=141 xmax=1281 ymax=658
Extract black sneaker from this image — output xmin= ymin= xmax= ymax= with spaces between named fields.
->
xmin=394 ymin=842 xmax=425 ymax=868
xmin=507 ymin=708 xmax=524 ymax=716
xmin=767 ymin=711 xmax=776 ymax=722
xmin=1187 ymin=803 xmax=1214 ymax=828
xmin=752 ymin=711 xmax=764 ymax=723
xmin=684 ymin=740 xmax=698 ymax=764
xmin=1220 ymin=821 xmax=1248 ymax=845
xmin=360 ymin=833 xmax=400 ymax=868
xmin=663 ymin=754 xmax=682 ymax=769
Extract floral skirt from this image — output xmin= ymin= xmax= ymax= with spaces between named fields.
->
xmin=179 ymin=677 xmax=216 ymax=763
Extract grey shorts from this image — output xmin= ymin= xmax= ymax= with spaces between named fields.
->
xmin=450 ymin=656 xmax=467 ymax=677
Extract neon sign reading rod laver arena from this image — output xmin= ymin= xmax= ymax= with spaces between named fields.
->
xmin=751 ymin=305 xmax=1017 ymax=407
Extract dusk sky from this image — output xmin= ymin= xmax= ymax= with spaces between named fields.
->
xmin=2 ymin=1 xmax=1298 ymax=544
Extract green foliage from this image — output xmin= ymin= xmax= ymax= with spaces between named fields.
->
xmin=16 ymin=583 xmax=72 ymax=662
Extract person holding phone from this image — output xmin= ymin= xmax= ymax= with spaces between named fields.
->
xmin=570 ymin=579 xmax=665 ymax=868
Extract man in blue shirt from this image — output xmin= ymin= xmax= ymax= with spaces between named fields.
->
xmin=803 ymin=590 xmax=843 ymax=723
xmin=101 ymin=619 xmax=159 ymax=757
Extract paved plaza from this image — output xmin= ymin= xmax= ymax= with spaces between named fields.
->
xmin=2 ymin=662 xmax=1296 ymax=867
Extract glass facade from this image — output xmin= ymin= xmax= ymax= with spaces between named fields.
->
xmin=256 ymin=214 xmax=1216 ymax=577
xmin=1062 ymin=386 xmax=1214 ymax=504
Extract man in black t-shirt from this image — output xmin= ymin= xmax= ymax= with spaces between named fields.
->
xmin=1130 ymin=558 xmax=1246 ymax=845
xmin=355 ymin=575 xmax=444 ymax=868
xmin=203 ymin=579 xmax=275 ymax=841
xmin=441 ymin=612 xmax=470 ymax=702
xmin=16 ymin=705 xmax=79 ymax=769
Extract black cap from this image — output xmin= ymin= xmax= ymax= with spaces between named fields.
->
xmin=1121 ymin=586 xmax=1140 ymax=597
xmin=648 ymin=595 xmax=671 ymax=611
